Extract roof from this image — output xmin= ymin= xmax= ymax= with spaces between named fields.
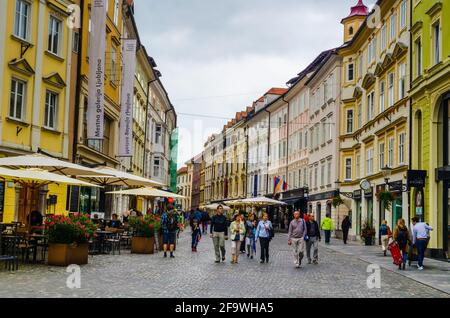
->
xmin=265 ymin=87 xmax=288 ymax=95
xmin=177 ymin=167 xmax=188 ymax=175
xmin=287 ymin=48 xmax=336 ymax=86
xmin=342 ymin=0 xmax=369 ymax=22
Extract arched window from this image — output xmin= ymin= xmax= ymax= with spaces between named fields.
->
xmin=349 ymin=26 xmax=354 ymax=36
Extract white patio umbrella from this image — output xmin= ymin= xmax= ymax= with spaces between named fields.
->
xmin=0 ymin=167 xmax=100 ymax=188
xmin=106 ymin=187 xmax=186 ymax=199
xmin=0 ymin=154 xmax=114 ymax=177
xmin=203 ymin=203 xmax=231 ymax=210
xmin=77 ymin=166 xmax=164 ymax=187
xmin=227 ymin=196 xmax=287 ymax=207
xmin=0 ymin=167 xmax=100 ymax=227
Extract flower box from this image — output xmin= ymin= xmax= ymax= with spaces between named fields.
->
xmin=131 ymin=237 xmax=155 ymax=254
xmin=48 ymin=243 xmax=89 ymax=266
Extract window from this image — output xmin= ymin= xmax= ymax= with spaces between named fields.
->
xmin=321 ymin=121 xmax=326 ymax=144
xmin=399 ymin=63 xmax=406 ymax=99
xmin=398 ymin=133 xmax=405 ymax=165
xmin=314 ymin=167 xmax=318 ymax=188
xmin=368 ymin=38 xmax=376 ymax=64
xmin=357 ymin=101 xmax=362 ymax=129
xmin=390 ymin=14 xmax=397 ymax=41
xmin=299 ymin=131 xmax=303 ymax=149
xmin=9 ymin=78 xmax=26 ymax=120
xmin=380 ymin=81 xmax=385 ymax=112
xmin=327 ymin=116 xmax=333 ymax=140
xmin=48 ymin=16 xmax=62 ymax=55
xmin=346 ymin=109 xmax=354 ymax=134
xmin=347 ymin=63 xmax=354 ymax=81
xmin=44 ymin=91 xmax=58 ymax=129
xmin=433 ymin=21 xmax=441 ymax=65
xmin=400 ymin=0 xmax=407 ymax=29
xmin=304 ymin=131 xmax=308 ymax=149
xmin=366 ymin=148 xmax=374 ymax=175
xmin=379 ymin=143 xmax=385 ymax=171
xmin=154 ymin=124 xmax=162 ymax=145
xmin=415 ymin=38 xmax=422 ymax=77
xmin=110 ymin=45 xmax=117 ymax=83
xmin=327 ymin=161 xmax=332 ymax=185
xmin=388 ymin=137 xmax=394 ymax=167
xmin=321 ymin=164 xmax=325 ymax=186
xmin=345 ymin=158 xmax=352 ymax=181
xmin=14 ymin=0 xmax=30 ymax=40
xmin=381 ymin=25 xmax=387 ymax=51
xmin=388 ymin=73 xmax=395 ymax=107
xmin=367 ymin=91 xmax=375 ymax=121
xmin=356 ymin=154 xmax=361 ymax=178
xmin=153 ymin=157 xmax=161 ymax=178
xmin=113 ymin=0 xmax=119 ymax=25
xmin=73 ymin=31 xmax=80 ymax=53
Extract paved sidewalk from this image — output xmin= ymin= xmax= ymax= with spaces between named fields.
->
xmin=322 ymin=238 xmax=450 ymax=294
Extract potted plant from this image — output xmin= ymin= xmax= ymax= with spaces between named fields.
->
xmin=360 ymin=220 xmax=376 ymax=246
xmin=45 ymin=213 xmax=96 ymax=266
xmin=376 ymin=190 xmax=395 ymax=211
xmin=129 ymin=214 xmax=159 ymax=254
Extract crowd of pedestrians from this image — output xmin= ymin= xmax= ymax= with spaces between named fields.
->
xmin=177 ymin=204 xmax=434 ymax=273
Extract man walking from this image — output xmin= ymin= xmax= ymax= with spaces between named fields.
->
xmin=288 ymin=211 xmax=308 ymax=268
xmin=321 ymin=213 xmax=334 ymax=244
xmin=412 ymin=217 xmax=433 ymax=270
xmin=160 ymin=204 xmax=178 ymax=258
xmin=210 ymin=205 xmax=228 ymax=263
xmin=306 ymin=213 xmax=321 ymax=264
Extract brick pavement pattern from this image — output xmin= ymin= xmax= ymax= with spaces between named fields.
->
xmin=0 ymin=230 xmax=448 ymax=298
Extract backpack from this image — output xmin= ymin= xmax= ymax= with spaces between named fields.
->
xmin=166 ymin=214 xmax=177 ymax=232
xmin=396 ymin=228 xmax=408 ymax=249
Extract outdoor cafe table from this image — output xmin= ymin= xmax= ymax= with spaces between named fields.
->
xmin=95 ymin=230 xmax=114 ymax=254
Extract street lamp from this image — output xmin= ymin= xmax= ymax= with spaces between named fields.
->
xmin=381 ymin=166 xmax=393 ymax=186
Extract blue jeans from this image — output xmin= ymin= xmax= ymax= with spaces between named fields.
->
xmin=191 ymin=232 xmax=200 ymax=248
xmin=324 ymin=230 xmax=331 ymax=244
xmin=416 ymin=239 xmax=427 ymax=267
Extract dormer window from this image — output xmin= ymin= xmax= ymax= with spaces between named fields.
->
xmin=349 ymin=26 xmax=354 ymax=35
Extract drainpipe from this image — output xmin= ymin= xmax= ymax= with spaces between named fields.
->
xmin=264 ymin=109 xmax=271 ymax=196
xmin=282 ymin=96 xmax=290 ymax=192
xmin=72 ymin=0 xmax=84 ymax=163
xmin=408 ymin=0 xmax=413 ymax=224
xmin=143 ymin=78 xmax=159 ymax=177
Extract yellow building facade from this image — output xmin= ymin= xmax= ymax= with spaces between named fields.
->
xmin=410 ymin=0 xmax=450 ymax=258
xmin=338 ymin=0 xmax=411 ymax=240
xmin=0 ymin=0 xmax=75 ymax=223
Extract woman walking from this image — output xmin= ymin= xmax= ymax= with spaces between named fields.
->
xmin=379 ymin=220 xmax=392 ymax=256
xmin=393 ymin=218 xmax=411 ymax=270
xmin=230 ymin=214 xmax=246 ymax=264
xmin=255 ymin=213 xmax=273 ymax=264
xmin=341 ymin=215 xmax=351 ymax=245
xmin=245 ymin=213 xmax=257 ymax=259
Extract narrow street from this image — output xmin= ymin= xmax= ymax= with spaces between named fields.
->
xmin=0 ymin=230 xmax=448 ymax=298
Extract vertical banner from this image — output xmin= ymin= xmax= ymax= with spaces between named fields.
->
xmin=118 ymin=39 xmax=137 ymax=156
xmin=87 ymin=0 xmax=106 ymax=140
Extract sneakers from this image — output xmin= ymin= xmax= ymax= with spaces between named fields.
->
xmin=215 ymin=260 xmax=220 ymax=263
xmin=313 ymin=260 xmax=318 ymax=265
xmin=260 ymin=260 xmax=265 ymax=264
xmin=418 ymin=266 xmax=424 ymax=271
xmin=308 ymin=259 xmax=312 ymax=264
xmin=295 ymin=265 xmax=301 ymax=268
xmin=222 ymin=257 xmax=226 ymax=262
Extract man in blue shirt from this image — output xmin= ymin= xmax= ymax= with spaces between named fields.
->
xmin=412 ymin=217 xmax=433 ymax=270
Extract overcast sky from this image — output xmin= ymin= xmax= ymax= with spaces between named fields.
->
xmin=134 ymin=0 xmax=376 ymax=167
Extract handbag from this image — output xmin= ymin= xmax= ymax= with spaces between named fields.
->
xmin=303 ymin=219 xmax=310 ymax=242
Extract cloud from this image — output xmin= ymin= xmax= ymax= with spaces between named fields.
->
xmin=133 ymin=0 xmax=376 ymax=166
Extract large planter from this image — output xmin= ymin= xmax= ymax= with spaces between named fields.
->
xmin=364 ymin=236 xmax=374 ymax=246
xmin=131 ymin=236 xmax=155 ymax=254
xmin=48 ymin=243 xmax=89 ymax=266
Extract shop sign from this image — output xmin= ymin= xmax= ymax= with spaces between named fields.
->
xmin=353 ymin=189 xmax=362 ymax=200
xmin=407 ymin=170 xmax=427 ymax=188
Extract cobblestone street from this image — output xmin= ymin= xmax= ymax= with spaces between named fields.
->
xmin=0 ymin=230 xmax=448 ymax=298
